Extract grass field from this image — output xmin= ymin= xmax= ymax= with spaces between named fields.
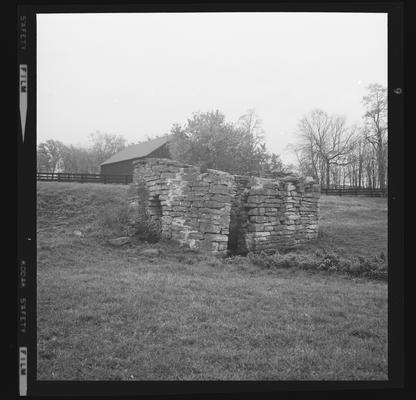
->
xmin=37 ymin=182 xmax=388 ymax=380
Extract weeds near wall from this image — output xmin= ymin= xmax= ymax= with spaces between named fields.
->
xmin=247 ymin=250 xmax=387 ymax=280
xmin=96 ymin=203 xmax=130 ymax=237
xmin=132 ymin=180 xmax=162 ymax=243
xmin=135 ymin=213 xmax=162 ymax=243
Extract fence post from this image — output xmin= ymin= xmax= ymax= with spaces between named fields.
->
xmin=103 ymin=175 xmax=107 ymax=184
xmin=125 ymin=175 xmax=128 ymax=185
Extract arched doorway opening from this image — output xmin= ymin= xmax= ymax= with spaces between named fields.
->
xmin=147 ymin=195 xmax=163 ymax=241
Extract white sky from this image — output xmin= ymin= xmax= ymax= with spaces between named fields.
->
xmin=37 ymin=12 xmax=387 ymax=164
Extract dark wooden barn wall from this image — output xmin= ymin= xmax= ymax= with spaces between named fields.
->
xmin=100 ymin=143 xmax=171 ymax=175
xmin=101 ymin=160 xmax=134 ymax=175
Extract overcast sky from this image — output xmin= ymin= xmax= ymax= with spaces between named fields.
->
xmin=37 ymin=12 xmax=387 ymax=164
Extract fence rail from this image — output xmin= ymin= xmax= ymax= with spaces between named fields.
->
xmin=320 ymin=185 xmax=387 ymax=197
xmin=37 ymin=173 xmax=387 ymax=196
xmin=37 ymin=172 xmax=133 ymax=185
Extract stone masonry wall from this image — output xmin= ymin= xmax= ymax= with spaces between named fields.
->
xmin=242 ymin=176 xmax=320 ymax=253
xmin=128 ymin=158 xmax=234 ymax=253
xmin=128 ymin=158 xmax=320 ymax=255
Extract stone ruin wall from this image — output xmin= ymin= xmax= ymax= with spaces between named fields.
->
xmin=128 ymin=158 xmax=320 ymax=255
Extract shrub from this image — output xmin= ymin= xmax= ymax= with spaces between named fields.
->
xmin=317 ymin=252 xmax=340 ymax=271
xmin=246 ymin=248 xmax=387 ymax=280
xmin=134 ymin=213 xmax=162 ymax=243
xmin=97 ymin=203 xmax=130 ymax=236
xmin=247 ymin=251 xmax=319 ymax=270
xmin=130 ymin=181 xmax=163 ymax=243
xmin=317 ymin=228 xmax=326 ymax=239
xmin=319 ymin=252 xmax=387 ymax=280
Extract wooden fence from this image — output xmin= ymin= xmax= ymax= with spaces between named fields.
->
xmin=37 ymin=172 xmax=133 ymax=185
xmin=37 ymin=173 xmax=387 ymax=197
xmin=320 ymin=185 xmax=387 ymax=197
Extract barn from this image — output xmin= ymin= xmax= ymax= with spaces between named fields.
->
xmin=100 ymin=135 xmax=172 ymax=176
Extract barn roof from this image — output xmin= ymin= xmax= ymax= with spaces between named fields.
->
xmin=100 ymin=135 xmax=172 ymax=166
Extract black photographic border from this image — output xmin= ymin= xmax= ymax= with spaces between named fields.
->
xmin=17 ymin=1 xmax=404 ymax=396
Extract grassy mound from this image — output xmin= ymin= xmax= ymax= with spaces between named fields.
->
xmin=37 ymin=182 xmax=130 ymax=241
xmin=37 ymin=182 xmax=388 ymax=279
xmin=37 ymin=182 xmax=388 ymax=380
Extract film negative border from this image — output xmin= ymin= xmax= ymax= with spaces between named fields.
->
xmin=17 ymin=6 xmax=37 ymax=397
xmin=16 ymin=2 xmax=404 ymax=396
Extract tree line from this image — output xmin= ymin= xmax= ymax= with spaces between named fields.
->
xmin=37 ymin=131 xmax=128 ymax=174
xmin=168 ymin=109 xmax=288 ymax=177
xmin=292 ymin=83 xmax=387 ymax=189
xmin=37 ymin=83 xmax=387 ymax=189
xmin=37 ymin=110 xmax=289 ymax=178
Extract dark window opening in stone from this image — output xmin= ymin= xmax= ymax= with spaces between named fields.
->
xmin=146 ymin=195 xmax=163 ymax=242
xmin=228 ymin=202 xmax=248 ymax=256
xmin=228 ymin=180 xmax=250 ymax=256
xmin=227 ymin=209 xmax=240 ymax=255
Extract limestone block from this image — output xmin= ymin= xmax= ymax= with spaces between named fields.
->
xmin=199 ymin=217 xmax=224 ymax=226
xmin=210 ymin=184 xmax=232 ymax=194
xmin=249 ymin=216 xmax=270 ymax=223
xmin=216 ymin=242 xmax=228 ymax=252
xmin=247 ymin=208 xmax=266 ymax=216
xmin=283 ymin=225 xmax=296 ymax=230
xmin=204 ymin=200 xmax=226 ymax=209
xmin=198 ymin=207 xmax=224 ymax=215
xmin=204 ymin=233 xmax=228 ymax=242
xmin=199 ymin=223 xmax=222 ymax=234
xmin=247 ymin=195 xmax=267 ymax=203
xmin=253 ymin=231 xmax=270 ymax=237
xmin=248 ymin=224 xmax=265 ymax=232
xmin=209 ymin=194 xmax=231 ymax=203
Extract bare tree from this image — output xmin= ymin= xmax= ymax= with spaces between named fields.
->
xmin=289 ymin=143 xmax=317 ymax=178
xmin=291 ymin=83 xmax=387 ymax=190
xmin=89 ymin=131 xmax=127 ymax=172
xmin=235 ymin=109 xmax=268 ymax=175
xmin=237 ymin=108 xmax=264 ymax=138
xmin=61 ymin=145 xmax=95 ymax=173
xmin=294 ymin=109 xmax=355 ymax=187
xmin=37 ymin=132 xmax=128 ymax=174
xmin=353 ymin=135 xmax=365 ymax=188
xmin=37 ymin=139 xmax=66 ymax=173
xmin=362 ymin=83 xmax=388 ymax=189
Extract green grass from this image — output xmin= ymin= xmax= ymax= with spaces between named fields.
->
xmin=314 ymin=195 xmax=387 ymax=257
xmin=37 ymin=182 xmax=388 ymax=380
